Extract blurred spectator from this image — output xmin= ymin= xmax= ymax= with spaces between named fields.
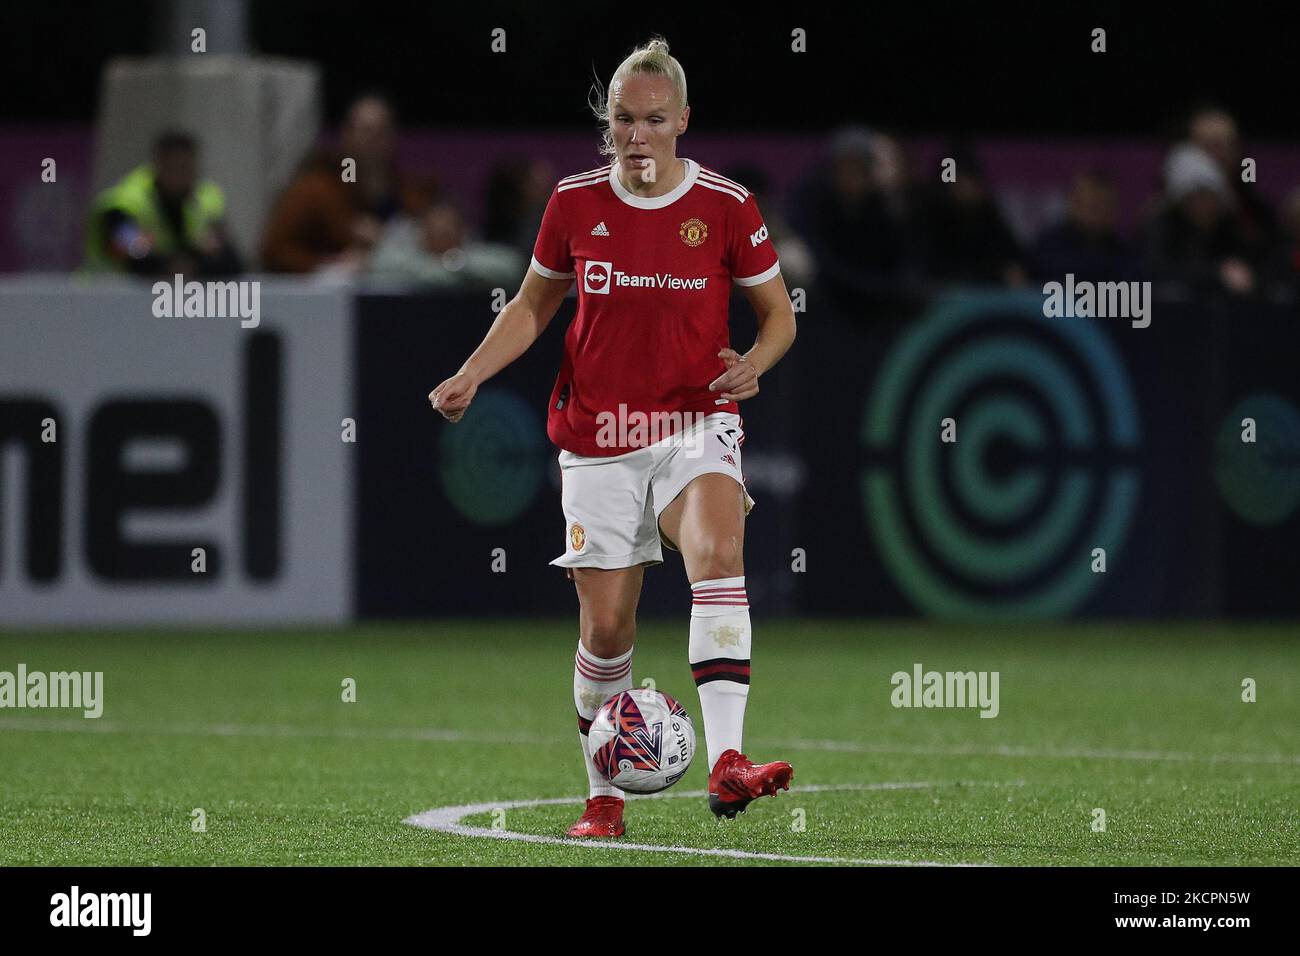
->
xmin=1265 ymin=186 xmax=1300 ymax=297
xmin=261 ymin=93 xmax=435 ymax=274
xmin=83 ymin=130 xmax=242 ymax=277
xmin=1142 ymin=143 xmax=1257 ymax=296
xmin=869 ymin=133 xmax=918 ymax=225
xmin=917 ymin=143 xmax=1026 ymax=286
xmin=260 ymin=145 xmax=362 ymax=274
xmin=482 ymin=158 xmax=554 ymax=257
xmin=791 ymin=126 xmax=922 ymax=310
xmin=367 ymin=200 xmax=522 ymax=288
xmin=1187 ymin=106 xmax=1277 ymax=265
xmin=722 ymin=163 xmax=814 ymax=290
xmin=1030 ymin=170 xmax=1135 ymax=281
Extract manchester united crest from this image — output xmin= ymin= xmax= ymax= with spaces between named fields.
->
xmin=679 ymin=218 xmax=708 ymax=247
xmin=570 ymin=522 xmax=586 ymax=551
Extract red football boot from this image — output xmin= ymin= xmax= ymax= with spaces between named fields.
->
xmin=708 ymin=749 xmax=794 ymax=818
xmin=566 ymin=796 xmax=626 ymax=838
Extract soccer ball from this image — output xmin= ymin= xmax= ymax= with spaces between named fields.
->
xmin=589 ymin=688 xmax=696 ymax=794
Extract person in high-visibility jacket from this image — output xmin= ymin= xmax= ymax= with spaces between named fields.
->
xmin=84 ymin=130 xmax=243 ymax=277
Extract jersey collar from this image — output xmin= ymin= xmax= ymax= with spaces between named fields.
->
xmin=608 ymin=157 xmax=699 ymax=209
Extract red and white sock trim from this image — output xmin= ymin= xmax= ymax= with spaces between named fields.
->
xmin=691 ymin=576 xmax=748 ymax=609
xmin=575 ymin=642 xmax=633 ymax=682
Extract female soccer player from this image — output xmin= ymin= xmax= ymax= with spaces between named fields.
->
xmin=429 ymin=37 xmax=797 ymax=838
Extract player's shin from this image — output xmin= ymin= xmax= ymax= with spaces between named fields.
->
xmin=573 ymin=642 xmax=633 ymax=799
xmin=688 ymin=576 xmax=751 ymax=771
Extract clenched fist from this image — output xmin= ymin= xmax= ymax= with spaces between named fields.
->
xmin=428 ymin=372 xmax=477 ymax=423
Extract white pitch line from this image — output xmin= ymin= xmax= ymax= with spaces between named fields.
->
xmin=755 ymin=736 xmax=1300 ymax=767
xmin=402 ymin=782 xmax=996 ymax=867
xmin=2 ymin=716 xmax=1297 ymax=767
xmin=0 ymin=716 xmax=554 ymax=745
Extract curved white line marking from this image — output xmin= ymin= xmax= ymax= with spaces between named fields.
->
xmin=403 ymin=782 xmax=1001 ymax=867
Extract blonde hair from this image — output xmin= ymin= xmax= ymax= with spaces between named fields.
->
xmin=589 ymin=37 xmax=688 ymax=159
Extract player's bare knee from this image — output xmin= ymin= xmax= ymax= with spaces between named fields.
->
xmin=582 ymin=613 xmax=636 ymax=658
xmin=687 ymin=534 xmax=743 ymax=582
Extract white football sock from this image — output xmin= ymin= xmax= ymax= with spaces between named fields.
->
xmin=688 ymin=576 xmax=751 ymax=771
xmin=573 ymin=641 xmax=632 ymax=799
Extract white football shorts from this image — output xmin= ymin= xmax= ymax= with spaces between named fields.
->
xmin=550 ymin=412 xmax=755 ymax=571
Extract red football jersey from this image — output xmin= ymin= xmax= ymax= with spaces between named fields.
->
xmin=531 ymin=158 xmax=780 ymax=456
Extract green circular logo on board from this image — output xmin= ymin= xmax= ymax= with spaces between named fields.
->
xmin=439 ymin=388 xmax=547 ymax=526
xmin=861 ymin=292 xmax=1141 ymax=619
xmin=1214 ymin=393 xmax=1300 ymax=525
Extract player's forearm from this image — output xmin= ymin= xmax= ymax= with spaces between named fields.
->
xmin=457 ymin=298 xmax=544 ymax=384
xmin=743 ymin=306 xmax=796 ymax=376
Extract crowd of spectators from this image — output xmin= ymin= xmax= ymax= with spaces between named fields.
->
xmin=785 ymin=107 xmax=1299 ymax=311
xmin=84 ymin=98 xmax=1300 ymax=306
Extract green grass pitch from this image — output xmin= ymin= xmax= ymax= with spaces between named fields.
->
xmin=1 ymin=621 xmax=1296 ymax=866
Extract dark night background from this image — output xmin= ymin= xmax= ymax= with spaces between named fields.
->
xmin=2 ymin=1 xmax=1293 ymax=139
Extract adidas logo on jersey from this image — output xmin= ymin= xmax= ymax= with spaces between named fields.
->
xmin=591 ymin=221 xmax=610 ymax=236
